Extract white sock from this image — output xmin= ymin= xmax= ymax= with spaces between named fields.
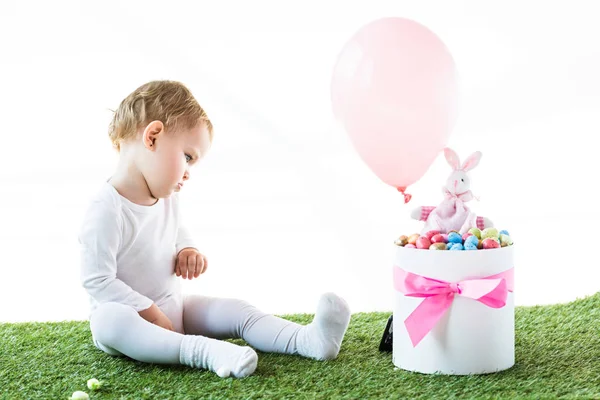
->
xmin=296 ymin=292 xmax=351 ymax=361
xmin=179 ymin=335 xmax=258 ymax=378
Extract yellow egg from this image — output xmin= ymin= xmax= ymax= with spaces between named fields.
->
xmin=468 ymin=227 xmax=482 ymax=239
xmin=481 ymin=228 xmax=499 ymax=240
xmin=429 ymin=243 xmax=447 ymax=250
xmin=408 ymin=233 xmax=420 ymax=245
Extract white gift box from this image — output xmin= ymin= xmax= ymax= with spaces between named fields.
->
xmin=392 ymin=245 xmax=515 ymax=375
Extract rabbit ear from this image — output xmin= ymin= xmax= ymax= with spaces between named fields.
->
xmin=444 ymin=148 xmax=460 ymax=170
xmin=461 ymin=151 xmax=482 ymax=171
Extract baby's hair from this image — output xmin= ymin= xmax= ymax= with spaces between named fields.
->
xmin=108 ymin=80 xmax=213 ymax=151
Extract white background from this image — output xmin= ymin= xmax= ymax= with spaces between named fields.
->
xmin=1 ymin=0 xmax=598 ymax=322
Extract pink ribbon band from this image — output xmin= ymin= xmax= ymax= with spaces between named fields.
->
xmin=393 ymin=266 xmax=514 ymax=347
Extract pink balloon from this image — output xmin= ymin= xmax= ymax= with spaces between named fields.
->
xmin=331 ymin=17 xmax=459 ymax=190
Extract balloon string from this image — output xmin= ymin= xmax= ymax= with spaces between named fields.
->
xmin=397 ymin=186 xmax=412 ymax=203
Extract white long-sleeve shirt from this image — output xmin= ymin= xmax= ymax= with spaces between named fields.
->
xmin=78 ymin=182 xmax=196 ymax=316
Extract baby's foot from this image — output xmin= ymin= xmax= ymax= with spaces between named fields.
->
xmin=180 ymin=335 xmax=258 ymax=378
xmin=297 ymin=292 xmax=351 ymax=360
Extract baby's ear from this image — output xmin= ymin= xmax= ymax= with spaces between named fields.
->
xmin=461 ymin=151 xmax=482 ymax=172
xmin=444 ymin=148 xmax=460 ymax=170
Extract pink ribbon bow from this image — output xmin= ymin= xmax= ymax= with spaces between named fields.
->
xmin=393 ymin=266 xmax=514 ymax=347
xmin=443 ymin=188 xmax=474 ymax=203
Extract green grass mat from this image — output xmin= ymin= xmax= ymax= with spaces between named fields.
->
xmin=1 ymin=293 xmax=598 ymax=399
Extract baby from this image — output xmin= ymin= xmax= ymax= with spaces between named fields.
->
xmin=78 ymin=80 xmax=351 ymax=378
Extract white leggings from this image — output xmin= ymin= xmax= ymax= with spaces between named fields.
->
xmin=89 ymin=295 xmax=303 ymax=364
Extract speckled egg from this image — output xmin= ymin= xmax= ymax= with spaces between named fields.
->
xmin=482 ymin=237 xmax=501 ymax=249
xmin=416 ymin=236 xmax=432 ymax=249
xmin=424 ymin=230 xmax=441 ymax=240
xmin=450 ymin=243 xmax=465 ymax=251
xmin=468 ymin=227 xmax=482 ymax=239
xmin=499 ymin=234 xmax=513 ymax=247
xmin=465 ymin=242 xmax=478 ymax=250
xmin=429 ymin=243 xmax=447 ymax=250
xmin=447 ymin=232 xmax=463 ymax=244
xmin=394 ymin=235 xmax=408 ymax=246
xmin=408 ymin=234 xmax=420 ymax=245
xmin=431 ymin=234 xmax=447 ymax=244
xmin=465 ymin=235 xmax=479 ymax=247
xmin=481 ymin=228 xmax=499 ymax=240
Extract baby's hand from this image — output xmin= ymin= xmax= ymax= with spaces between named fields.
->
xmin=152 ymin=311 xmax=175 ymax=331
xmin=139 ymin=303 xmax=174 ymax=331
xmin=175 ymin=248 xmax=208 ymax=280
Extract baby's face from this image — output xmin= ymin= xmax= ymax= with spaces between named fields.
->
xmin=147 ymin=123 xmax=211 ymax=198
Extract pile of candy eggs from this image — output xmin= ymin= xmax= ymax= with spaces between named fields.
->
xmin=394 ymin=227 xmax=513 ymax=250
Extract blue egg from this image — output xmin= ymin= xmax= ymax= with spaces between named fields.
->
xmin=450 ymin=243 xmax=464 ymax=251
xmin=499 ymin=230 xmax=510 ymax=236
xmin=447 ymin=232 xmax=463 ymax=244
xmin=465 ymin=242 xmax=478 ymax=250
xmin=465 ymin=235 xmax=479 ymax=247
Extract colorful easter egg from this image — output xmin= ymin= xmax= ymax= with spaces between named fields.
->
xmin=447 ymin=232 xmax=463 ymax=244
xmin=481 ymin=227 xmax=499 ymax=240
xmin=464 ymin=242 xmax=478 ymax=250
xmin=429 ymin=243 xmax=447 ymax=250
xmin=482 ymin=237 xmax=501 ymax=249
xmin=424 ymin=230 xmax=441 ymax=240
xmin=394 ymin=235 xmax=408 ymax=246
xmin=465 ymin=235 xmax=479 ymax=247
xmin=416 ymin=236 xmax=432 ymax=249
xmin=408 ymin=234 xmax=420 ymax=245
xmin=396 ymin=228 xmax=513 ymax=251
xmin=431 ymin=234 xmax=447 ymax=244
xmin=468 ymin=227 xmax=481 ymax=239
xmin=499 ymin=234 xmax=513 ymax=247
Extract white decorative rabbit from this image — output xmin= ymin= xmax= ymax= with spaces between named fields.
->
xmin=411 ymin=148 xmax=493 ymax=234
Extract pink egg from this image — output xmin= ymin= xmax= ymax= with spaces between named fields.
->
xmin=424 ymin=230 xmax=441 ymax=240
xmin=405 ymin=244 xmax=417 ymax=248
xmin=416 ymin=236 xmax=432 ymax=249
xmin=441 ymin=234 xmax=449 ymax=242
xmin=482 ymin=238 xmax=501 ymax=249
xmin=462 ymin=232 xmax=473 ymax=241
xmin=431 ymin=234 xmax=447 ymax=244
